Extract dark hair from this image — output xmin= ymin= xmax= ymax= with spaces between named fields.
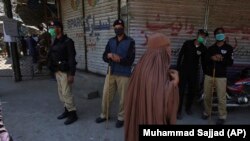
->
xmin=113 ymin=19 xmax=125 ymax=27
xmin=198 ymin=29 xmax=209 ymax=37
xmin=214 ymin=27 xmax=225 ymax=36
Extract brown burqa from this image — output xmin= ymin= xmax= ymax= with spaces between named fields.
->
xmin=124 ymin=33 xmax=179 ymax=141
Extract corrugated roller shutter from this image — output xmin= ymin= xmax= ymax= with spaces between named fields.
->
xmin=207 ymin=0 xmax=250 ymax=66
xmin=127 ymin=0 xmax=207 ymax=65
xmin=84 ymin=0 xmax=118 ymax=75
xmin=61 ymin=0 xmax=85 ymax=70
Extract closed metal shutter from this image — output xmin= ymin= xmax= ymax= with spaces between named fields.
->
xmin=60 ymin=0 xmax=85 ymax=69
xmin=127 ymin=0 xmax=207 ymax=65
xmin=207 ymin=0 xmax=250 ymax=77
xmin=84 ymin=0 xmax=118 ymax=74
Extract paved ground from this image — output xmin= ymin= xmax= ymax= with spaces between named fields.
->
xmin=0 ymin=56 xmax=34 ymax=77
xmin=0 ymin=71 xmax=250 ymax=141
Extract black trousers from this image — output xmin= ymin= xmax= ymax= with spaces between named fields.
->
xmin=178 ymin=72 xmax=199 ymax=114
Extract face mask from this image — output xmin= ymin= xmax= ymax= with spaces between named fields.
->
xmin=215 ymin=33 xmax=225 ymax=41
xmin=48 ymin=28 xmax=56 ymax=39
xmin=197 ymin=36 xmax=204 ymax=44
xmin=114 ymin=28 xmax=124 ymax=36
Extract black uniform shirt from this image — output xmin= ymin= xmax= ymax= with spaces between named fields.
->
xmin=49 ymin=35 xmax=77 ymax=75
xmin=205 ymin=42 xmax=234 ymax=78
xmin=177 ymin=39 xmax=207 ymax=75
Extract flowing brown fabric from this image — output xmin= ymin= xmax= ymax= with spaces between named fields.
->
xmin=124 ymin=33 xmax=179 ymax=141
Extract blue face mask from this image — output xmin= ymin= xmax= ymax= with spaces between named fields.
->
xmin=215 ymin=33 xmax=225 ymax=41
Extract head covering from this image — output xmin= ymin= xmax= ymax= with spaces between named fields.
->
xmin=113 ymin=19 xmax=124 ymax=27
xmin=198 ymin=29 xmax=209 ymax=37
xmin=50 ymin=20 xmax=63 ymax=29
xmin=125 ymin=33 xmax=179 ymax=141
xmin=147 ymin=33 xmax=171 ymax=63
xmin=147 ymin=33 xmax=171 ymax=48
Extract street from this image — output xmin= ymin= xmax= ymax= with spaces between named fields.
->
xmin=0 ymin=72 xmax=250 ymax=141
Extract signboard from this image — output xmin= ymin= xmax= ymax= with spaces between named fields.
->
xmin=3 ymin=23 xmax=15 ymax=42
xmin=3 ymin=18 xmax=18 ymax=36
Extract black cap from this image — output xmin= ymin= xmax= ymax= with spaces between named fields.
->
xmin=50 ymin=20 xmax=63 ymax=28
xmin=113 ymin=19 xmax=124 ymax=27
xmin=198 ymin=29 xmax=209 ymax=37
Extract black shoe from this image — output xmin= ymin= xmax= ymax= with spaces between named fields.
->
xmin=115 ymin=120 xmax=124 ymax=128
xmin=95 ymin=117 xmax=107 ymax=123
xmin=201 ymin=113 xmax=209 ymax=120
xmin=186 ymin=109 xmax=193 ymax=115
xmin=177 ymin=113 xmax=183 ymax=120
xmin=57 ymin=107 xmax=69 ymax=120
xmin=64 ymin=111 xmax=78 ymax=125
xmin=216 ymin=119 xmax=225 ymax=125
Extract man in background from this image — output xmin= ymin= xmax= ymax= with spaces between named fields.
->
xmin=177 ymin=29 xmax=208 ymax=119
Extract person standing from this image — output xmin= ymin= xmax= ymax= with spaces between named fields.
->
xmin=95 ymin=19 xmax=135 ymax=128
xmin=26 ymin=35 xmax=38 ymax=63
xmin=125 ymin=33 xmax=179 ymax=141
xmin=202 ymin=27 xmax=234 ymax=125
xmin=35 ymin=29 xmax=51 ymax=74
xmin=176 ymin=29 xmax=208 ymax=119
xmin=48 ymin=20 xmax=78 ymax=125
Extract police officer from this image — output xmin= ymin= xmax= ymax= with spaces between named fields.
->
xmin=48 ymin=20 xmax=78 ymax=125
xmin=95 ymin=19 xmax=135 ymax=128
xmin=202 ymin=27 xmax=234 ymax=125
xmin=177 ymin=29 xmax=208 ymax=119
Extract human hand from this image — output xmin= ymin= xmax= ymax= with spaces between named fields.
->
xmin=107 ymin=53 xmax=113 ymax=59
xmin=211 ymin=54 xmax=223 ymax=62
xmin=111 ymin=54 xmax=121 ymax=62
xmin=216 ymin=54 xmax=223 ymax=61
xmin=169 ymin=69 xmax=179 ymax=86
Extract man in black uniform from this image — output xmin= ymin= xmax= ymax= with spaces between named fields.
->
xmin=202 ymin=27 xmax=234 ymax=125
xmin=177 ymin=29 xmax=208 ymax=119
xmin=48 ymin=20 xmax=78 ymax=125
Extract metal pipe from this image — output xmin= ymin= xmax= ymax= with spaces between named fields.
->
xmin=118 ymin=0 xmax=121 ymax=19
xmin=3 ymin=0 xmax=22 ymax=82
xmin=82 ymin=0 xmax=88 ymax=72
xmin=57 ymin=0 xmax=62 ymax=21
xmin=204 ymin=0 xmax=210 ymax=30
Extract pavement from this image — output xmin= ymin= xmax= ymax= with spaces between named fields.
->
xmin=0 ymin=71 xmax=250 ymax=141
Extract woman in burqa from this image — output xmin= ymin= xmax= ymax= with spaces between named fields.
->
xmin=125 ymin=33 xmax=179 ymax=141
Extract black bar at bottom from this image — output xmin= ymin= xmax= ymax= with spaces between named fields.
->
xmin=139 ymin=125 xmax=250 ymax=141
